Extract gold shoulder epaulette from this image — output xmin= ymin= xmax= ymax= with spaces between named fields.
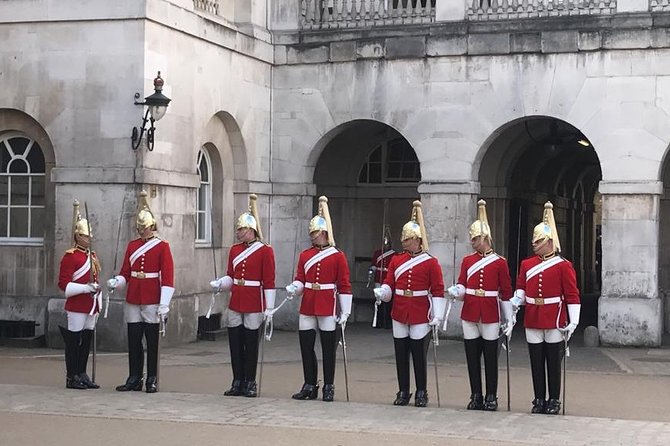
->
xmin=65 ymin=248 xmax=76 ymax=254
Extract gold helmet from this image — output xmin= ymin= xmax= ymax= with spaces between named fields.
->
xmin=532 ymin=201 xmax=561 ymax=253
xmin=236 ymin=193 xmax=263 ymax=241
xmin=401 ymin=200 xmax=429 ymax=251
xmin=71 ymin=199 xmax=92 ymax=242
xmin=309 ymin=196 xmax=335 ymax=246
xmin=136 ymin=190 xmax=157 ymax=231
xmin=469 ymin=199 xmax=492 ymax=243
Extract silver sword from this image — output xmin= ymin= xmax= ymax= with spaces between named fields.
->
xmin=339 ymin=323 xmax=350 ymax=402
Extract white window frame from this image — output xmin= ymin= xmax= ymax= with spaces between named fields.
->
xmin=195 ymin=148 xmax=213 ymax=246
xmin=0 ymin=132 xmax=45 ymax=246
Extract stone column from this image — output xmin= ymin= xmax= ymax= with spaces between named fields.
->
xmin=418 ymin=181 xmax=480 ymax=337
xmin=598 ymin=181 xmax=663 ymax=346
xmin=266 ymin=182 xmax=317 ymax=330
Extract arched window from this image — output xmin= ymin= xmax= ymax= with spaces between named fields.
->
xmin=0 ymin=133 xmax=45 ymax=244
xmin=196 ymin=148 xmax=212 ymax=244
xmin=358 ymin=138 xmax=421 ymax=184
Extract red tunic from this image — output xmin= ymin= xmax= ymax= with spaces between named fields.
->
xmin=371 ymin=249 xmax=396 ymax=284
xmin=119 ymin=237 xmax=174 ymax=305
xmin=516 ymin=254 xmax=580 ymax=329
xmin=458 ymin=251 xmax=513 ymax=324
xmin=383 ymin=252 xmax=445 ymax=325
xmin=295 ymin=246 xmax=352 ymax=317
xmin=58 ymin=248 xmax=100 ymax=314
xmin=226 ymin=241 xmax=276 ymax=313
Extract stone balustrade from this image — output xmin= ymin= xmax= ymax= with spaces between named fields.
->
xmin=300 ymin=0 xmax=436 ymax=29
xmin=468 ymin=0 xmax=617 ymax=20
xmin=193 ymin=0 xmax=220 ymax=15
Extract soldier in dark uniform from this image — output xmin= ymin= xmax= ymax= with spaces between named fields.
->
xmin=374 ymin=200 xmax=445 ymax=408
xmin=369 ymin=224 xmax=396 ymax=329
xmin=513 ymin=202 xmax=581 ymax=415
xmin=447 ymin=199 xmax=513 ymax=411
xmin=210 ymin=193 xmax=276 ymax=398
xmin=286 ymin=196 xmax=352 ymax=402
xmin=107 ymin=191 xmax=175 ymax=393
xmin=57 ymin=200 xmax=102 ymax=389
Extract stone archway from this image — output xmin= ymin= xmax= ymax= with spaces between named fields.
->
xmin=478 ymin=116 xmax=602 ymax=326
xmin=313 ymin=119 xmax=421 ymax=323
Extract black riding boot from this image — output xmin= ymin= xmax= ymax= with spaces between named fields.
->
xmin=320 ymin=330 xmax=337 ymax=402
xmin=292 ymin=330 xmax=319 ymax=400
xmin=393 ymin=337 xmax=411 ymax=405
xmin=545 ymin=341 xmax=563 ymax=415
xmin=410 ymin=335 xmax=429 ymax=407
xmin=224 ymin=325 xmax=245 ymax=396
xmin=242 ymin=327 xmax=260 ymax=397
xmin=464 ymin=338 xmax=483 ymax=409
xmin=145 ymin=323 xmax=160 ymax=393
xmin=528 ymin=342 xmax=546 ymax=413
xmin=483 ymin=339 xmax=499 ymax=411
xmin=116 ymin=323 xmax=144 ymax=391
xmin=60 ymin=326 xmax=86 ymax=390
xmin=78 ymin=329 xmax=99 ymax=389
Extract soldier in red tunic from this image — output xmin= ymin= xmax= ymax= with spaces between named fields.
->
xmin=57 ymin=200 xmax=102 ymax=390
xmin=447 ymin=200 xmax=513 ymax=411
xmin=107 ymin=191 xmax=175 ymax=393
xmin=369 ymin=224 xmax=396 ymax=329
xmin=210 ymin=194 xmax=276 ymax=398
xmin=286 ymin=196 xmax=352 ymax=402
xmin=374 ymin=201 xmax=445 ymax=407
xmin=512 ymin=202 xmax=581 ymax=415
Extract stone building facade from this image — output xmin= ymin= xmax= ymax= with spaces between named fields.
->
xmin=1 ymin=0 xmax=669 ymax=348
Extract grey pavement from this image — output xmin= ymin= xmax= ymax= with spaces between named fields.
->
xmin=1 ymin=324 xmax=670 ymax=445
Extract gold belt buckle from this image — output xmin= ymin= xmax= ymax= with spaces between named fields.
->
xmin=136 ymin=271 xmax=145 ymax=279
xmin=475 ymin=288 xmax=485 ymax=297
xmin=312 ymin=283 xmax=321 ymax=290
xmin=404 ymin=289 xmax=413 ymax=297
xmin=238 ymin=278 xmax=245 ymax=286
xmin=535 ymin=297 xmax=544 ymax=305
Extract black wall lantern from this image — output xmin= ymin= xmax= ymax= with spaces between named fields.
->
xmin=131 ymin=71 xmax=172 ymax=151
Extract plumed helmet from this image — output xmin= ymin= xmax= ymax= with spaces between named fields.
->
xmin=532 ymin=201 xmax=561 ymax=253
xmin=309 ymin=196 xmax=335 ymax=246
xmin=71 ymin=199 xmax=92 ymax=241
xmin=136 ymin=190 xmax=157 ymax=231
xmin=469 ymin=199 xmax=492 ymax=243
xmin=236 ymin=193 xmax=263 ymax=241
xmin=401 ymin=200 xmax=429 ymax=251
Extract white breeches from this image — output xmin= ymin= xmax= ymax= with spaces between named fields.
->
xmin=525 ymin=328 xmax=563 ymax=344
xmin=299 ymin=314 xmax=337 ymax=331
xmin=228 ymin=310 xmax=264 ymax=330
xmin=125 ymin=303 xmax=160 ymax=324
xmin=66 ymin=311 xmax=97 ymax=331
xmin=462 ymin=320 xmax=500 ymax=341
xmin=392 ymin=321 xmax=430 ymax=340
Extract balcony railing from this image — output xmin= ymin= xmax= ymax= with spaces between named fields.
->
xmin=300 ymin=0 xmax=436 ymax=29
xmin=468 ymin=0 xmax=616 ymax=20
xmin=193 ymin=0 xmax=220 ymax=16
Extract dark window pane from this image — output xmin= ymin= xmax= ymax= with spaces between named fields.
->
xmin=9 ymin=159 xmax=28 ymax=173
xmin=197 ymin=211 xmax=206 ymax=239
xmin=387 ymin=163 xmax=402 ymax=179
xmin=199 ymin=156 xmax=209 ymax=182
xmin=9 ymin=207 xmax=28 ymax=237
xmin=0 ymin=176 xmax=7 ymax=205
xmin=30 ymin=207 xmax=44 ymax=238
xmin=1 ymin=143 xmax=9 ymax=172
xmin=31 ymin=175 xmax=45 ymax=205
xmin=0 ymin=207 xmax=6 ymax=236
xmin=369 ymin=162 xmax=382 ymax=183
xmin=11 ymin=176 xmax=29 ymax=205
xmin=198 ymin=186 xmax=207 ymax=212
xmin=26 ymin=142 xmax=45 ymax=173
xmin=8 ymin=137 xmax=29 ymax=155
